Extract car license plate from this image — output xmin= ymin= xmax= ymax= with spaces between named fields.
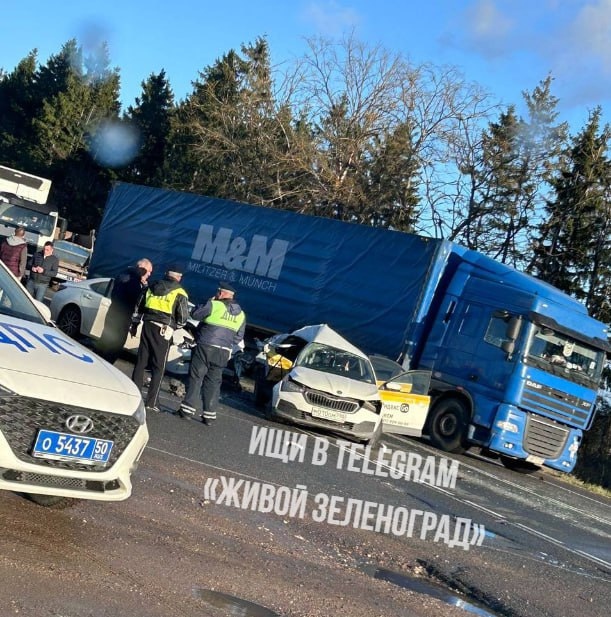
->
xmin=311 ymin=406 xmax=347 ymax=423
xmin=32 ymin=430 xmax=113 ymax=465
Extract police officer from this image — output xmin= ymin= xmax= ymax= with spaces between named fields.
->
xmin=131 ymin=264 xmax=189 ymax=412
xmin=179 ymin=282 xmax=245 ymax=424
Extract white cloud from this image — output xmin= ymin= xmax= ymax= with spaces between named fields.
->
xmin=300 ymin=1 xmax=361 ymax=37
xmin=570 ymin=0 xmax=611 ymax=74
xmin=458 ymin=0 xmax=515 ymax=57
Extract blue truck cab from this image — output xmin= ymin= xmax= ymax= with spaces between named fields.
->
xmin=414 ymin=246 xmax=609 ymax=472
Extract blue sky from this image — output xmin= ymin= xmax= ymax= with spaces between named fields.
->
xmin=2 ymin=0 xmax=611 ymax=133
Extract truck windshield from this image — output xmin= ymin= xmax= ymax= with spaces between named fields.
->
xmin=0 ymin=202 xmax=56 ymax=236
xmin=526 ymin=325 xmax=605 ymax=388
xmin=0 ymin=265 xmax=48 ymax=324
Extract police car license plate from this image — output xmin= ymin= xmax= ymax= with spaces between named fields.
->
xmin=311 ymin=407 xmax=347 ymax=423
xmin=32 ymin=430 xmax=113 ymax=465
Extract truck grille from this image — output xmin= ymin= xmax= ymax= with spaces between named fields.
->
xmin=0 ymin=395 xmax=140 ymax=472
xmin=304 ymin=390 xmax=359 ymax=413
xmin=524 ymin=415 xmax=569 ymax=459
xmin=522 ymin=381 xmax=591 ymax=428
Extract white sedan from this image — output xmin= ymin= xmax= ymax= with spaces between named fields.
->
xmin=49 ymin=277 xmax=193 ymax=375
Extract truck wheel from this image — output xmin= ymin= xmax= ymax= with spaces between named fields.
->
xmin=500 ymin=456 xmax=540 ymax=474
xmin=22 ymin=493 xmax=76 ymax=509
xmin=57 ymin=305 xmax=82 ymax=338
xmin=427 ymin=398 xmax=469 ymax=454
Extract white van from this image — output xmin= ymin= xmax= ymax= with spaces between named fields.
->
xmin=0 ymin=260 xmax=148 ymax=506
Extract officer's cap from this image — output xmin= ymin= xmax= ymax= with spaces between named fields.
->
xmin=218 ymin=281 xmax=236 ymax=295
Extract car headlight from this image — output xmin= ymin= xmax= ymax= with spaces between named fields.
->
xmin=362 ymin=400 xmax=380 ymax=414
xmin=132 ymin=399 xmax=147 ymax=425
xmin=496 ymin=420 xmax=518 ymax=433
xmin=280 ymin=377 xmax=304 ymax=393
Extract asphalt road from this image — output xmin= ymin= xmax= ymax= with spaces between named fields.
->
xmin=1 ymin=358 xmax=610 ymax=617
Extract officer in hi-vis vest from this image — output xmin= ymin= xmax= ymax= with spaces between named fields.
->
xmin=179 ymin=281 xmax=246 ymax=424
xmin=131 ymin=264 xmax=189 ymax=412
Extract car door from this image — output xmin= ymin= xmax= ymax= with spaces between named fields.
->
xmin=83 ymin=279 xmax=113 ymax=337
xmin=378 ymin=370 xmax=432 ymax=437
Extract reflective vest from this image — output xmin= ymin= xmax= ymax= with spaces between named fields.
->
xmin=205 ymin=300 xmax=245 ymax=333
xmin=144 ymin=287 xmax=188 ymax=315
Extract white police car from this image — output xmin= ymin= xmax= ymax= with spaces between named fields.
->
xmin=0 ymin=261 xmax=148 ymax=506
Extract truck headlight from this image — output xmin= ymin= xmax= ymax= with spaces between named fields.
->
xmin=132 ymin=400 xmax=147 ymax=425
xmin=496 ymin=420 xmax=518 ymax=433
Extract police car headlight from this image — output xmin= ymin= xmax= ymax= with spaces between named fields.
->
xmin=132 ymin=400 xmax=147 ymax=425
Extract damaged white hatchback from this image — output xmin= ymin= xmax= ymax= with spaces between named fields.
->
xmin=271 ymin=324 xmax=431 ymax=446
xmin=0 ymin=261 xmax=148 ymax=507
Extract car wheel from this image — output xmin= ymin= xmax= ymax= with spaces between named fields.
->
xmin=57 ymin=305 xmax=82 ymax=338
xmin=22 ymin=493 xmax=77 ymax=509
xmin=427 ymin=398 xmax=469 ymax=454
xmin=500 ymin=456 xmax=540 ymax=474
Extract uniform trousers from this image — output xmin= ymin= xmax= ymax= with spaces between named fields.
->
xmin=132 ymin=321 xmax=171 ymax=408
xmin=182 ymin=344 xmax=230 ymax=421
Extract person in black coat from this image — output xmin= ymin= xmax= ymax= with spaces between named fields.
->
xmin=96 ymin=258 xmax=153 ymax=363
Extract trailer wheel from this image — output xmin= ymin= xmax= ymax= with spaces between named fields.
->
xmin=57 ymin=305 xmax=82 ymax=339
xmin=427 ymin=398 xmax=469 ymax=454
xmin=500 ymin=456 xmax=540 ymax=474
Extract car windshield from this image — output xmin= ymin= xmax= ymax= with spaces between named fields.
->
xmin=525 ymin=324 xmax=605 ymax=388
xmin=0 ymin=202 xmax=56 ymax=236
xmin=296 ymin=342 xmax=376 ymax=384
xmin=0 ymin=265 xmax=47 ymax=324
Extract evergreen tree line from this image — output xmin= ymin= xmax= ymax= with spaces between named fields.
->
xmin=1 ymin=36 xmax=609 ymax=331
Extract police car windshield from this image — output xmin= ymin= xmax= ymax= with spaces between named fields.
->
xmin=0 ymin=265 xmax=48 ymax=324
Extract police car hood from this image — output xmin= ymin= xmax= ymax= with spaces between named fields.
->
xmin=289 ymin=366 xmax=380 ymax=401
xmin=0 ymin=316 xmax=141 ymax=413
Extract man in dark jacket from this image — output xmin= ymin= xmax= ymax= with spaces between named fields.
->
xmin=179 ymin=282 xmax=245 ymax=424
xmin=0 ymin=227 xmax=28 ymax=280
xmin=26 ymin=241 xmax=59 ymax=301
xmin=131 ymin=264 xmax=189 ymax=413
xmin=96 ymin=258 xmax=153 ymax=363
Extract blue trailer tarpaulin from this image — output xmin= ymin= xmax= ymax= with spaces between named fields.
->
xmin=90 ymin=183 xmax=447 ymax=360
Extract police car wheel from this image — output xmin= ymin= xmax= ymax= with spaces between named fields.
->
xmin=22 ymin=493 xmax=77 ymax=509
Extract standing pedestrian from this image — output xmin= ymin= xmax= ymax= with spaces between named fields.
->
xmin=131 ymin=264 xmax=189 ymax=413
xmin=0 ymin=226 xmax=28 ymax=280
xmin=26 ymin=241 xmax=59 ymax=301
xmin=96 ymin=258 xmax=153 ymax=363
xmin=179 ymin=282 xmax=246 ymax=424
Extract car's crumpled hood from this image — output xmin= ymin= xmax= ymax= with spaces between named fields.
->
xmin=0 ymin=315 xmax=141 ymax=413
xmin=290 ymin=366 xmax=380 ymax=400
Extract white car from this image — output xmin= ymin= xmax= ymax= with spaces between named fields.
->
xmin=49 ymin=277 xmax=193 ymax=375
xmin=0 ymin=262 xmax=149 ymax=506
xmin=270 ymin=324 xmax=432 ymax=445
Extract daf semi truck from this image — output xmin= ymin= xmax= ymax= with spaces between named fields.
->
xmin=89 ymin=182 xmax=610 ymax=474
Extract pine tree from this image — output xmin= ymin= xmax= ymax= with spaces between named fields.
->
xmin=123 ymin=70 xmax=175 ymax=185
xmin=531 ymin=108 xmax=611 ymax=324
